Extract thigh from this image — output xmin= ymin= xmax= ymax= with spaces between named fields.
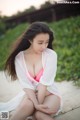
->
xmin=17 ymin=94 xmax=34 ymax=111
xmin=43 ymin=94 xmax=60 ymax=115
xmin=10 ymin=95 xmax=35 ymax=120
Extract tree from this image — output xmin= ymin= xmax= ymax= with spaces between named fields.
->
xmin=0 ymin=19 xmax=6 ymax=36
xmin=40 ymin=1 xmax=52 ymax=9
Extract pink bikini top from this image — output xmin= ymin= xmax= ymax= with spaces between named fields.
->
xmin=29 ymin=68 xmax=44 ymax=82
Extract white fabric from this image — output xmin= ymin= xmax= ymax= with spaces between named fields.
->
xmin=0 ymin=48 xmax=62 ymax=113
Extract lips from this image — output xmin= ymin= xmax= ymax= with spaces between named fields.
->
xmin=39 ymin=50 xmax=44 ymax=52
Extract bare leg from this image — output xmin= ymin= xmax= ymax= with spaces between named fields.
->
xmin=34 ymin=111 xmax=54 ymax=120
xmin=32 ymin=113 xmax=37 ymax=120
xmin=33 ymin=94 xmax=60 ymax=120
xmin=10 ymin=96 xmax=35 ymax=120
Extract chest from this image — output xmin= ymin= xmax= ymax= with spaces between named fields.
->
xmin=24 ymin=54 xmax=43 ymax=77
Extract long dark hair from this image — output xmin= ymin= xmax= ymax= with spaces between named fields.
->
xmin=4 ymin=21 xmax=54 ymax=80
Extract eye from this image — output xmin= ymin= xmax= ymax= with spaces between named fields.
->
xmin=46 ymin=41 xmax=49 ymax=44
xmin=38 ymin=43 xmax=43 ymax=44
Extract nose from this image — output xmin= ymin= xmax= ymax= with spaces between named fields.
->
xmin=42 ymin=44 xmax=47 ymax=50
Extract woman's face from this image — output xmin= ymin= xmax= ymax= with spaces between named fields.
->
xmin=30 ymin=33 xmax=49 ymax=54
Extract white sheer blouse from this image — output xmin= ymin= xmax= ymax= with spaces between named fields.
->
xmin=0 ymin=48 xmax=62 ymax=112
xmin=15 ymin=48 xmax=61 ymax=98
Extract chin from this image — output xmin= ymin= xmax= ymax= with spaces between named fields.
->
xmin=36 ymin=51 xmax=42 ymax=54
xmin=34 ymin=50 xmax=43 ymax=54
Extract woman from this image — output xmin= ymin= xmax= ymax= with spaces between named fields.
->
xmin=0 ymin=22 xmax=62 ymax=120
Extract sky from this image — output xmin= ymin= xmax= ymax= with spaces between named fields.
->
xmin=0 ymin=0 xmax=51 ymax=16
xmin=0 ymin=0 xmax=62 ymax=16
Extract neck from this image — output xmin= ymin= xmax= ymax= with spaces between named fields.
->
xmin=26 ymin=46 xmax=41 ymax=56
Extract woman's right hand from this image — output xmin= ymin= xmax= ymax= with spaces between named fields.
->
xmin=35 ymin=104 xmax=48 ymax=112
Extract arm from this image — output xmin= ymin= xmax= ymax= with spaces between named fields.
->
xmin=15 ymin=54 xmax=35 ymax=90
xmin=37 ymin=51 xmax=57 ymax=103
xmin=23 ymin=88 xmax=39 ymax=107
xmin=24 ymin=86 xmax=53 ymax=114
xmin=40 ymin=51 xmax=57 ymax=86
xmin=37 ymin=83 xmax=47 ymax=104
xmin=15 ymin=54 xmax=48 ymax=111
xmin=15 ymin=54 xmax=47 ymax=109
xmin=23 ymin=88 xmax=49 ymax=113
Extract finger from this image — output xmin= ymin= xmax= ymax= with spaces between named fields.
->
xmin=42 ymin=105 xmax=48 ymax=109
xmin=46 ymin=109 xmax=55 ymax=114
xmin=41 ymin=108 xmax=54 ymax=114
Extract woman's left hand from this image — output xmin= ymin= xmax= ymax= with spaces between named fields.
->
xmin=35 ymin=104 xmax=54 ymax=114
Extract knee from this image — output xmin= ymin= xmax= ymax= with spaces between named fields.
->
xmin=20 ymin=100 xmax=34 ymax=110
xmin=34 ymin=111 xmax=42 ymax=119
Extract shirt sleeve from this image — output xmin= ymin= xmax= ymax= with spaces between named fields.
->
xmin=15 ymin=56 xmax=35 ymax=90
xmin=40 ymin=51 xmax=57 ymax=86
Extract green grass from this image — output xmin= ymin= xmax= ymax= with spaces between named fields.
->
xmin=0 ymin=23 xmax=29 ymax=69
xmin=0 ymin=16 xmax=80 ymax=85
xmin=49 ymin=16 xmax=80 ymax=83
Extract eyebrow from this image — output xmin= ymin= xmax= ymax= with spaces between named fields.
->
xmin=38 ymin=40 xmax=49 ymax=42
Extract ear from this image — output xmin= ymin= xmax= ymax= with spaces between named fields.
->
xmin=28 ymin=40 xmax=32 ymax=44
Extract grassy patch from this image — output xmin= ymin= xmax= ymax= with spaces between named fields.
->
xmin=49 ymin=16 xmax=80 ymax=83
xmin=0 ymin=23 xmax=29 ymax=70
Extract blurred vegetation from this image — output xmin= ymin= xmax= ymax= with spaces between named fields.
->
xmin=0 ymin=18 xmax=6 ymax=36
xmin=13 ymin=6 xmax=36 ymax=17
xmin=40 ymin=1 xmax=52 ymax=9
xmin=0 ymin=23 xmax=28 ymax=69
xmin=0 ymin=16 xmax=80 ymax=86
xmin=49 ymin=16 xmax=80 ymax=85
